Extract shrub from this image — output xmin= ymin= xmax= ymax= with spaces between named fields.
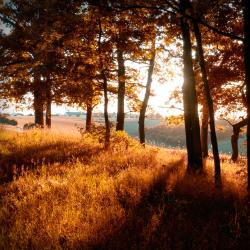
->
xmin=0 ymin=114 xmax=17 ymax=126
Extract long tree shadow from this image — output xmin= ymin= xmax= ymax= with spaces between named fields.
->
xmin=87 ymin=158 xmax=249 ymax=250
xmin=86 ymin=158 xmax=184 ymax=250
xmin=0 ymin=141 xmax=102 ymax=184
xmin=144 ymin=172 xmax=250 ymax=250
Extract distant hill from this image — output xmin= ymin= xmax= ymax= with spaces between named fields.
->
xmin=144 ymin=120 xmax=246 ymax=155
xmin=0 ymin=114 xmax=17 ymax=126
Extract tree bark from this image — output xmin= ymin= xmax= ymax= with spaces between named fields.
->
xmin=244 ymin=0 xmax=250 ymax=191
xmin=116 ymin=46 xmax=126 ymax=131
xmin=102 ymin=70 xmax=110 ymax=149
xmin=33 ymin=72 xmax=44 ymax=127
xmin=86 ymin=103 xmax=93 ymax=131
xmin=98 ymin=19 xmax=110 ymax=148
xmin=231 ymin=133 xmax=239 ymax=162
xmin=193 ymin=20 xmax=221 ymax=184
xmin=139 ymin=38 xmax=156 ymax=145
xmin=231 ymin=119 xmax=247 ymax=162
xmin=201 ymin=103 xmax=209 ymax=157
xmin=45 ymin=85 xmax=51 ymax=128
xmin=180 ymin=0 xmax=203 ymax=171
xmin=34 ymin=90 xmax=44 ymax=127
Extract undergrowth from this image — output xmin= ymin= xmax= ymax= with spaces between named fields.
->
xmin=0 ymin=129 xmax=249 ymax=249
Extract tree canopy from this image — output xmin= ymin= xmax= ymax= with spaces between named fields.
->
xmin=1 ymin=0 xmax=249 ymax=189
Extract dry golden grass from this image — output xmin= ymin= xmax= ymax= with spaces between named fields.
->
xmin=0 ymin=129 xmax=249 ymax=249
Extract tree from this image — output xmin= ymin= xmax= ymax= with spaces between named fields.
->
xmin=0 ymin=0 xmax=84 ymax=127
xmin=116 ymin=26 xmax=126 ymax=131
xmin=180 ymin=0 xmax=203 ymax=171
xmin=97 ymin=16 xmax=113 ymax=149
xmin=192 ymin=20 xmax=221 ymax=184
xmin=139 ymin=32 xmax=156 ymax=145
xmin=224 ymin=118 xmax=247 ymax=162
xmin=243 ymin=0 xmax=250 ymax=190
xmin=200 ymin=103 xmax=209 ymax=157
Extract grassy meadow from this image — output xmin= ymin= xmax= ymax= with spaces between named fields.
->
xmin=0 ymin=128 xmax=249 ymax=249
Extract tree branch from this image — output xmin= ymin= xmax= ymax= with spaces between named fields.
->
xmin=164 ymin=0 xmax=244 ymax=42
xmin=95 ymin=0 xmax=244 ymax=42
xmin=0 ymin=59 xmax=28 ymax=67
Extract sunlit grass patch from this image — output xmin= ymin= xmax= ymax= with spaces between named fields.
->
xmin=0 ymin=128 xmax=102 ymax=183
xmin=0 ymin=129 xmax=249 ymax=249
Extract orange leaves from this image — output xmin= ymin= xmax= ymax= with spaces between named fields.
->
xmin=165 ymin=115 xmax=184 ymax=126
xmin=118 ymin=75 xmax=126 ymax=82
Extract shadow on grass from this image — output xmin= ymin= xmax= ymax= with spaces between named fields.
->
xmin=0 ymin=141 xmax=102 ymax=184
xmin=87 ymin=159 xmax=249 ymax=250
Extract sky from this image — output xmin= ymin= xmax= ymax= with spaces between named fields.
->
xmin=0 ymin=10 xmax=184 ymax=118
xmin=92 ymin=62 xmax=184 ymax=117
xmin=3 ymin=76 xmax=183 ymax=117
xmin=1 ymin=53 xmax=184 ymax=117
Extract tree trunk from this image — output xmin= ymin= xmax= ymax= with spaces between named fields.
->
xmin=231 ymin=119 xmax=247 ymax=161
xmin=98 ymin=20 xmax=110 ymax=148
xmin=34 ymin=90 xmax=44 ymax=127
xmin=45 ymin=85 xmax=51 ymax=128
xmin=180 ymin=0 xmax=203 ymax=171
xmin=139 ymin=38 xmax=156 ymax=145
xmin=102 ymin=71 xmax=110 ymax=149
xmin=244 ymin=0 xmax=250 ymax=191
xmin=201 ymin=103 xmax=209 ymax=157
xmin=33 ymin=72 xmax=44 ymax=127
xmin=193 ymin=20 xmax=221 ymax=184
xmin=116 ymin=46 xmax=126 ymax=131
xmin=86 ymin=103 xmax=93 ymax=132
xmin=231 ymin=132 xmax=239 ymax=162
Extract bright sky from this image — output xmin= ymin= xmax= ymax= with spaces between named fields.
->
xmin=3 ymin=56 xmax=184 ymax=117
xmin=147 ymin=74 xmax=183 ymax=117
xmin=64 ymin=62 xmax=184 ymax=117
xmin=3 ymin=76 xmax=184 ymax=119
xmin=1 ymin=14 xmax=185 ymax=118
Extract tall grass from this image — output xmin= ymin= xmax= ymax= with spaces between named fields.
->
xmin=0 ymin=129 xmax=249 ymax=249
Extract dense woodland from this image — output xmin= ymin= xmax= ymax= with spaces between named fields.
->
xmin=0 ymin=0 xmax=249 ymax=189
xmin=1 ymin=1 xmax=250 ymax=249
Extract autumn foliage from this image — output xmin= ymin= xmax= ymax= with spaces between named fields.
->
xmin=0 ymin=1 xmax=250 ymax=248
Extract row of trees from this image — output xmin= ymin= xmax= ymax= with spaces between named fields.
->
xmin=0 ymin=0 xmax=249 ymax=190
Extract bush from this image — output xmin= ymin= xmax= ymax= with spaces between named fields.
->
xmin=78 ymin=123 xmax=138 ymax=150
xmin=0 ymin=114 xmax=17 ymax=126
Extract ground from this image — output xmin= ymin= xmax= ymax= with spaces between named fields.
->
xmin=0 ymin=128 xmax=249 ymax=249
xmin=2 ymin=115 xmax=86 ymax=133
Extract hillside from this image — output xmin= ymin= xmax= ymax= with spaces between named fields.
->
xmin=0 ymin=128 xmax=249 ymax=249
xmin=145 ymin=120 xmax=247 ymax=155
xmin=2 ymin=115 xmax=247 ymax=155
